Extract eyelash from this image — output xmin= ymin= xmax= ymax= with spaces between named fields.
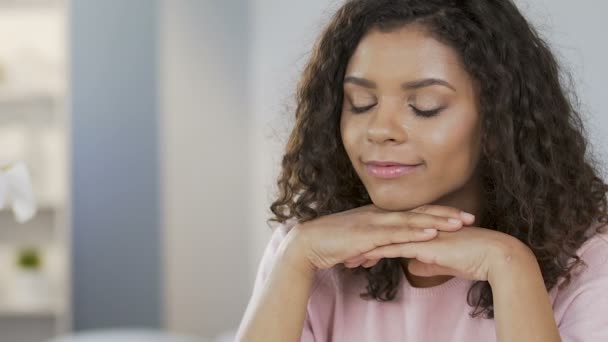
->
xmin=349 ymin=104 xmax=442 ymax=118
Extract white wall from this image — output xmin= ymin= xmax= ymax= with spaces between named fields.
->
xmin=160 ymin=0 xmax=251 ymax=337
xmin=248 ymin=0 xmax=343 ymax=287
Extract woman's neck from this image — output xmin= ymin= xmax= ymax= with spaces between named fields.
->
xmin=400 ymin=258 xmax=454 ymax=288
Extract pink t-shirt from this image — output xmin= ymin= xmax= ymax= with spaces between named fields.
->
xmin=251 ymin=219 xmax=608 ymax=341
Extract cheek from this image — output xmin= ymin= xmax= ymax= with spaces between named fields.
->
xmin=340 ymin=115 xmax=362 ymax=159
xmin=425 ymin=112 xmax=480 ymax=171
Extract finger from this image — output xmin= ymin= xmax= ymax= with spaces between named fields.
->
xmin=362 ymin=258 xmax=380 ymax=268
xmin=344 ymin=259 xmax=365 ymax=268
xmin=344 ymin=255 xmax=367 ymax=265
xmin=363 ymin=244 xmax=416 ymax=260
xmin=378 ymin=210 xmax=464 ymax=232
xmin=410 ymin=204 xmax=476 ymax=225
xmin=370 ymin=224 xmax=438 ymax=247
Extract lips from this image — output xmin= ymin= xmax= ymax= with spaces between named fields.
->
xmin=363 ymin=160 xmax=421 ymax=179
xmin=364 ymin=160 xmax=419 ymax=167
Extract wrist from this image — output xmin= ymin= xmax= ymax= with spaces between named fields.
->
xmin=488 ymin=236 xmax=539 ymax=287
xmin=277 ymin=226 xmax=318 ymax=278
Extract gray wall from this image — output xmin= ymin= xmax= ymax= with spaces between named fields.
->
xmin=248 ymin=0 xmax=342 ymax=287
xmin=70 ymin=0 xmax=162 ymax=330
xmin=515 ymin=0 xmax=608 ymax=170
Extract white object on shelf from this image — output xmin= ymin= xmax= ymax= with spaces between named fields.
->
xmin=0 ymin=162 xmax=37 ymax=223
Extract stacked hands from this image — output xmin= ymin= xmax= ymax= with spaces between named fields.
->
xmin=288 ymin=204 xmax=535 ymax=283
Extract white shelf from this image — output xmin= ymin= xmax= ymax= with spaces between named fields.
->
xmin=0 ymin=0 xmax=63 ymax=8
xmin=0 ymin=89 xmax=62 ymax=106
xmin=0 ymin=303 xmax=58 ymax=318
xmin=0 ymin=89 xmax=64 ymax=126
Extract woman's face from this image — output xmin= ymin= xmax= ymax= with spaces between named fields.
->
xmin=340 ymin=24 xmax=483 ymax=212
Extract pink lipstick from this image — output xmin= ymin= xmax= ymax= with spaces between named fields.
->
xmin=363 ymin=161 xmax=421 ymax=179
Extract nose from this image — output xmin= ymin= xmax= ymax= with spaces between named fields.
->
xmin=366 ymin=99 xmax=408 ymax=145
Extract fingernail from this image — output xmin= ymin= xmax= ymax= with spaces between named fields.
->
xmin=460 ymin=211 xmax=475 ymax=222
xmin=423 ymin=228 xmax=437 ymax=234
xmin=448 ymin=218 xmax=462 ymax=226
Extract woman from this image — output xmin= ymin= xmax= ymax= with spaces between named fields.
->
xmin=237 ymin=0 xmax=608 ymax=341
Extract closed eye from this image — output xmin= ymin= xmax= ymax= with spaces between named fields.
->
xmin=349 ymin=103 xmax=443 ymax=118
xmin=409 ymin=105 xmax=443 ymax=118
xmin=350 ymin=104 xmax=376 ymax=114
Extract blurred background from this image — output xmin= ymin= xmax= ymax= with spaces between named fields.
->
xmin=0 ymin=0 xmax=605 ymax=341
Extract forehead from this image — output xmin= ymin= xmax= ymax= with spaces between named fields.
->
xmin=345 ymin=25 xmax=471 ymax=90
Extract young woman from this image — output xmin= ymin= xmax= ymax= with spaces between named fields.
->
xmin=236 ymin=0 xmax=608 ymax=341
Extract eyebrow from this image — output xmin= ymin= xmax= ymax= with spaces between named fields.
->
xmin=343 ymin=76 xmax=456 ymax=92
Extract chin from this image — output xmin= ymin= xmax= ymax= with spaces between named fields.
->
xmin=369 ymin=194 xmax=421 ymax=212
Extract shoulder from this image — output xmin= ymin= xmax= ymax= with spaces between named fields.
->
xmin=551 ymin=221 xmax=608 ymax=283
xmin=550 ymin=222 xmax=608 ymax=311
xmin=569 ymin=223 xmax=608 ymax=277
xmin=557 ymin=223 xmax=608 ymax=286
xmin=266 ymin=218 xmax=298 ymax=253
xmin=550 ymin=222 xmax=608 ymax=336
xmin=255 ymin=218 xmax=299 ymax=279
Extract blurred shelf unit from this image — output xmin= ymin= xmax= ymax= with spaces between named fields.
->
xmin=0 ymin=1 xmax=70 ymax=340
xmin=0 ymin=89 xmax=70 ymax=341
xmin=0 ymin=88 xmax=67 ymax=208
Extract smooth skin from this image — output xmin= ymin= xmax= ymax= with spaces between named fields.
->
xmin=236 ymin=24 xmax=561 ymax=342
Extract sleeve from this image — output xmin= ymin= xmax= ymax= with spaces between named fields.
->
xmin=249 ymin=219 xmax=316 ymax=342
xmin=553 ymin=234 xmax=608 ymax=341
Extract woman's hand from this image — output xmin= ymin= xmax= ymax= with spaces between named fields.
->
xmin=360 ymin=226 xmax=527 ymax=282
xmin=287 ymin=204 xmax=476 ymax=272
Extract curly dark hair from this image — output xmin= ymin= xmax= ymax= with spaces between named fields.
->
xmin=269 ymin=0 xmax=608 ymax=319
